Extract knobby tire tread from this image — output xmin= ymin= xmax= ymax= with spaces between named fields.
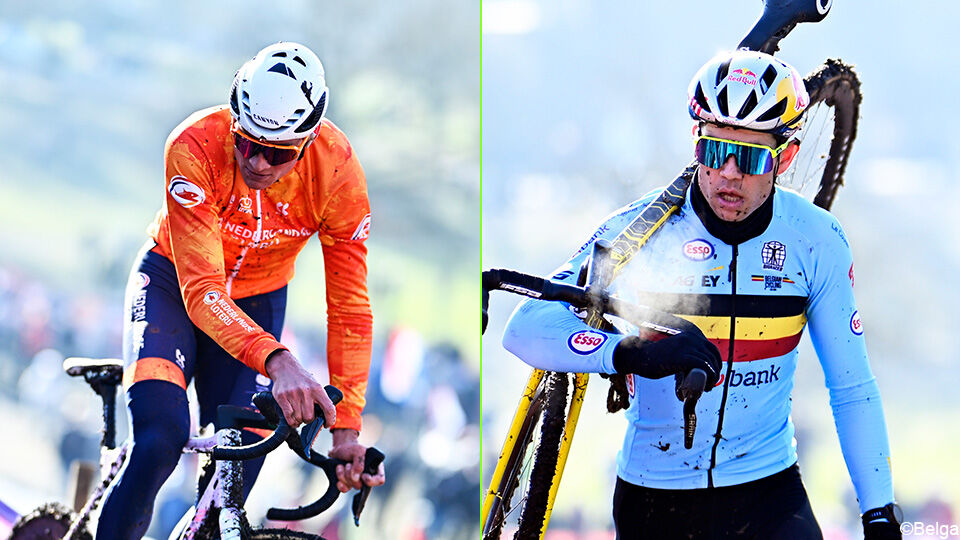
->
xmin=8 ymin=501 xmax=92 ymax=540
xmin=801 ymin=59 xmax=861 ymax=211
xmin=482 ymin=377 xmax=549 ymax=539
xmin=514 ymin=371 xmax=569 ymax=540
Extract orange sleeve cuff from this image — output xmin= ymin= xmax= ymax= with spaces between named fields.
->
xmin=248 ymin=341 xmax=287 ymax=377
xmin=332 ymin=409 xmax=363 ymax=432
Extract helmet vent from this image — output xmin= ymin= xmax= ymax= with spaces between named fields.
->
xmin=760 ymin=65 xmax=778 ymax=93
xmin=715 ymin=59 xmax=732 ymax=86
xmin=294 ymin=91 xmax=327 ymax=134
xmin=756 ymin=97 xmax=787 ymax=122
xmin=272 ymin=52 xmax=287 ymax=58
xmin=694 ymin=83 xmax=711 ymax=113
xmin=737 ymin=91 xmax=758 ymax=120
xmin=267 ymin=62 xmax=297 ymax=79
xmin=716 ymin=87 xmax=729 ymax=118
xmin=292 ymin=55 xmax=307 ymax=67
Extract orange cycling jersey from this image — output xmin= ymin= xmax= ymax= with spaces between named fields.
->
xmin=147 ymin=106 xmax=372 ymax=431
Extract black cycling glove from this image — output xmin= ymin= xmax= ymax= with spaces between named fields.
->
xmin=612 ymin=330 xmax=722 ymax=390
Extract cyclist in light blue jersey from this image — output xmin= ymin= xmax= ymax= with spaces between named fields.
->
xmin=503 ymin=50 xmax=901 ymax=539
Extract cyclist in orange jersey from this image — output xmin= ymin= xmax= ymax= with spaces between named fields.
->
xmin=98 ymin=42 xmax=383 ymax=539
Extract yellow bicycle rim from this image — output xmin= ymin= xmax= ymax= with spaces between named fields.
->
xmin=482 ymin=368 xmax=546 ymax=524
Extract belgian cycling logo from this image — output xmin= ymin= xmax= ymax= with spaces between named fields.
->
xmin=351 ymin=213 xmax=372 ymax=241
xmin=203 ymin=290 xmax=221 ymax=305
xmin=751 ymin=274 xmax=795 ymax=291
xmin=850 ymin=310 xmax=863 ymax=335
xmin=682 ymin=239 xmax=714 ymax=261
xmin=168 ymin=176 xmax=205 ymax=208
xmin=567 ymin=330 xmax=607 ymax=355
xmin=761 ymin=241 xmax=786 ymax=271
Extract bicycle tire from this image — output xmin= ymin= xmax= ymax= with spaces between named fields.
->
xmin=482 ymin=375 xmax=549 ymax=539
xmin=7 ymin=502 xmax=92 ymax=540
xmin=780 ymin=58 xmax=861 ymax=211
xmin=514 ymin=371 xmax=569 ymax=540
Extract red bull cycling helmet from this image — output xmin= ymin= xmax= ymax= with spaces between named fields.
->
xmin=688 ymin=50 xmax=808 ymax=139
xmin=230 ymin=42 xmax=329 ymax=142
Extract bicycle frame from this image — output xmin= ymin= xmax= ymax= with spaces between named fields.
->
xmin=176 ymin=429 xmax=246 ymax=540
xmin=55 ymin=426 xmax=248 ymax=540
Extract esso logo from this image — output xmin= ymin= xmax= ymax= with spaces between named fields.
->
xmin=203 ymin=290 xmax=221 ymax=305
xmin=683 ymin=239 xmax=715 ymax=261
xmin=850 ymin=310 xmax=863 ymax=335
xmin=567 ymin=331 xmax=607 ymax=355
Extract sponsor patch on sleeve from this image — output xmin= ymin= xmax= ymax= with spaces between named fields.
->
xmin=168 ymin=176 xmax=205 ymax=208
xmin=567 ymin=330 xmax=607 ymax=355
xmin=351 ymin=213 xmax=371 ymax=240
xmin=850 ymin=310 xmax=863 ymax=335
xmin=203 ymin=290 xmax=221 ymax=305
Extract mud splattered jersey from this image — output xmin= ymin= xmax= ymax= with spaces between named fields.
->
xmin=148 ymin=106 xmax=372 ymax=430
xmin=503 ymin=185 xmax=894 ymax=512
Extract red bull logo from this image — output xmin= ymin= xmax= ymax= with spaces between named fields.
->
xmin=726 ymin=68 xmax=758 ymax=85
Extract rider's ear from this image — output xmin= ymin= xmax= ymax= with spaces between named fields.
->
xmin=777 ymin=141 xmax=801 ymax=172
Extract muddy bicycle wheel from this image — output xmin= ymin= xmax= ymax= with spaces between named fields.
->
xmin=7 ymin=502 xmax=92 ymax=540
xmin=483 ymin=371 xmax=570 ymax=540
xmin=778 ymin=58 xmax=862 ymax=211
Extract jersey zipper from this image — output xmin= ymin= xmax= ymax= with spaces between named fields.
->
xmin=225 ymin=190 xmax=263 ymax=295
xmin=707 ymin=242 xmax=738 ymax=488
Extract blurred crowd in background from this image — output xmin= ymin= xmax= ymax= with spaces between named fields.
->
xmin=0 ymin=263 xmax=479 ymax=539
xmin=0 ymin=1 xmax=478 ymax=538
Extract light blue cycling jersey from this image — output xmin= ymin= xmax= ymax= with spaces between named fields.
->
xmin=502 ymin=183 xmax=894 ymax=512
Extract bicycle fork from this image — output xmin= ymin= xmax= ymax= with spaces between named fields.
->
xmin=482 ymin=369 xmax=589 ymax=540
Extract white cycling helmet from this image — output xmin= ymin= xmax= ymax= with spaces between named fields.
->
xmin=688 ymin=49 xmax=809 ymax=138
xmin=230 ymin=42 xmax=329 ymax=142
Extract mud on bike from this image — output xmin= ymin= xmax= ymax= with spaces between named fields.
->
xmin=8 ymin=357 xmax=385 ymax=540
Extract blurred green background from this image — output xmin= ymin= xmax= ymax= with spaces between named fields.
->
xmin=483 ymin=1 xmax=960 ymax=539
xmin=0 ymin=2 xmax=479 ymax=539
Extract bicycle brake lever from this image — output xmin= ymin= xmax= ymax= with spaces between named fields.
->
xmin=352 ymin=447 xmax=386 ymax=526
xmin=676 ymin=369 xmax=707 ymax=449
xmin=299 ymin=385 xmax=344 ymax=460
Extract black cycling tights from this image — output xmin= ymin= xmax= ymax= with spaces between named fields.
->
xmin=612 ymin=464 xmax=823 ymax=540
